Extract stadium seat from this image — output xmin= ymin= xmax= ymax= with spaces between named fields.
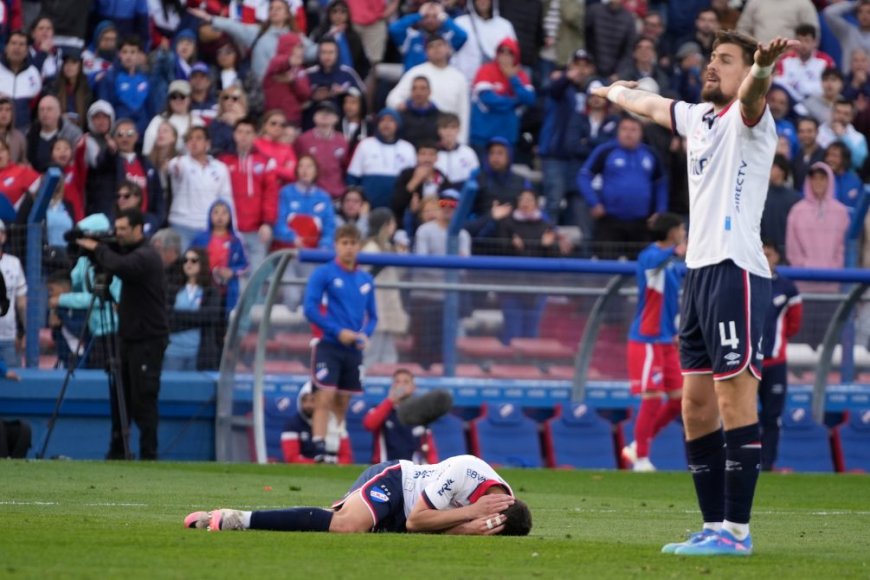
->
xmin=511 ymin=338 xmax=575 ymax=361
xmin=488 ymin=364 xmax=546 ymax=380
xmin=543 ymin=403 xmax=617 ymax=469
xmin=468 ymin=403 xmax=543 ymax=468
xmin=456 ymin=337 xmax=516 ymax=360
xmin=344 ymin=398 xmax=373 ymax=465
xmin=833 ymin=409 xmax=870 ymax=473
xmin=263 ymin=395 xmax=296 ymax=462
xmin=546 ymin=365 xmax=576 ymax=380
xmin=776 ymin=408 xmax=834 ymax=473
xmin=619 ymin=417 xmax=687 ymax=471
xmin=427 ymin=363 xmax=489 ymax=378
xmin=428 ymin=413 xmax=467 ymax=461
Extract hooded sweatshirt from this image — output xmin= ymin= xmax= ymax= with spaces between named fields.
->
xmin=346 ymin=108 xmax=416 ymax=209
xmin=210 ymin=17 xmax=294 ymax=82
xmin=785 ymin=162 xmax=850 ymax=277
xmin=92 ymin=0 xmax=151 ymax=51
xmin=219 ymin=146 xmax=279 ymax=233
xmin=190 ymin=199 xmax=248 ymax=313
xmin=0 ymin=53 xmax=42 ymax=132
xmin=470 ymin=38 xmax=535 ymax=147
xmin=83 ymin=21 xmax=117 ymax=83
xmin=273 ymin=179 xmax=336 ymax=250
xmin=263 ymin=33 xmax=311 ymax=125
xmin=452 ymin=0 xmax=516 ymax=83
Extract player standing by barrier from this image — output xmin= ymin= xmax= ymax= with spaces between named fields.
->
xmin=594 ymin=31 xmax=797 ymax=556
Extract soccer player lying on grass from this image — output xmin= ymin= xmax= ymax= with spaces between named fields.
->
xmin=185 ymin=454 xmax=532 ymax=536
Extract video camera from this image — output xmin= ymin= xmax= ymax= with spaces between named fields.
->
xmin=64 ymin=227 xmax=119 ymax=257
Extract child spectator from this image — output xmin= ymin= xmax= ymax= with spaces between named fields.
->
xmin=311 ymin=0 xmax=370 ymax=78
xmin=254 ymin=109 xmax=298 ymax=184
xmin=339 ymin=87 xmax=370 ymax=156
xmin=272 ymin=155 xmax=335 ymax=250
xmin=191 ymin=200 xmax=248 ymax=315
xmin=82 ymin=21 xmax=117 ymax=85
xmin=434 ymin=112 xmax=478 ymax=190
xmin=391 ymin=141 xmax=450 ymax=235
xmin=0 ymin=95 xmax=27 ymax=164
xmin=334 ymin=186 xmax=369 ymax=239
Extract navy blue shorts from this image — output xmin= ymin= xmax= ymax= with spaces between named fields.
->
xmin=333 ymin=460 xmax=406 ymax=532
xmin=311 ymin=339 xmax=364 ymax=393
xmin=679 ymin=260 xmax=771 ymax=381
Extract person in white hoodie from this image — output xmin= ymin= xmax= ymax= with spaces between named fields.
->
xmin=168 ymin=126 xmax=234 ymax=248
xmin=451 ymin=0 xmax=516 ymax=84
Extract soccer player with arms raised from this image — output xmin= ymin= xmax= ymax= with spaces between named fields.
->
xmin=592 ymin=32 xmax=798 ymax=556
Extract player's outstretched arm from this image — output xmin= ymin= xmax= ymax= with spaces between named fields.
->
xmin=590 ymin=81 xmax=674 ymax=130
xmin=739 ymin=37 xmax=799 ymax=123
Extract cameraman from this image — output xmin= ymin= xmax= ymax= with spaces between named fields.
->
xmin=76 ymin=208 xmax=169 ymax=460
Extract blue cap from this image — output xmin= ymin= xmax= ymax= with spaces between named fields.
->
xmin=190 ymin=62 xmax=210 ymax=76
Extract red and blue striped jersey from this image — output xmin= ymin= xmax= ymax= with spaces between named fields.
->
xmin=629 ymin=244 xmax=685 ymax=343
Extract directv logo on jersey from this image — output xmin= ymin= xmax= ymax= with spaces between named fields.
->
xmin=733 ymin=160 xmax=748 ymax=213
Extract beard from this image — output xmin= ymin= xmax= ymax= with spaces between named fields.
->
xmin=701 ymin=84 xmax=730 ymax=106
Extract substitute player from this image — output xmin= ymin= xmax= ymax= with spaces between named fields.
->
xmin=623 ymin=213 xmax=687 ymax=472
xmin=593 ymin=31 xmax=798 ymax=556
xmin=759 ymin=241 xmax=802 ymax=471
xmin=184 ymin=454 xmax=532 ymax=536
xmin=303 ymin=224 xmax=377 ymax=463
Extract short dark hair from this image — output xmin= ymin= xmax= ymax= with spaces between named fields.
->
xmin=822 ymin=66 xmax=843 ymax=81
xmin=116 ymin=207 xmax=145 ymax=229
xmin=341 ymin=186 xmax=367 ymax=204
xmin=46 ymin=269 xmax=71 ymax=287
xmin=8 ymin=30 xmax=28 ymax=44
xmin=634 ymin=36 xmax=656 ymax=50
xmin=185 ymin=126 xmax=209 ymax=141
xmin=761 ymin=239 xmax=780 ymax=252
xmin=649 ymin=212 xmax=684 ymax=242
xmin=119 ymin=35 xmax=142 ymax=51
xmin=392 ymin=368 xmax=415 ymax=380
xmin=795 ymin=23 xmax=817 ymax=38
xmin=416 ymin=140 xmax=439 ymax=153
xmin=500 ymin=499 xmax=532 ymax=536
xmin=117 ymin=180 xmax=143 ymax=198
xmin=335 ymin=223 xmax=361 ymax=242
xmin=412 ymin=75 xmax=431 ymax=88
xmin=826 ymin=141 xmax=852 ymax=166
xmin=796 ymin=116 xmax=819 ymax=130
xmin=437 ymin=112 xmax=460 ymax=128
xmin=772 ymin=154 xmax=791 ymax=179
xmin=234 ymin=116 xmax=257 ymax=131
xmin=834 ymin=97 xmax=855 ymax=109
xmin=712 ymin=30 xmax=758 ymax=66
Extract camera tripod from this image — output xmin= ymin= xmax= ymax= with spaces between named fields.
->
xmin=38 ymin=270 xmax=132 ymax=460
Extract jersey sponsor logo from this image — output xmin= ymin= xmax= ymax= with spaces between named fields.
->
xmin=369 ymin=488 xmax=390 ymax=503
xmin=689 ymin=154 xmax=709 ymax=176
xmin=465 ymin=469 xmax=486 ymax=484
xmin=436 ymin=478 xmax=455 ymax=497
xmin=413 ymin=468 xmax=435 ymax=479
xmin=360 ymin=283 xmax=371 ymax=294
xmin=773 ymin=294 xmax=787 ymax=307
xmin=733 ymin=160 xmax=748 ymax=213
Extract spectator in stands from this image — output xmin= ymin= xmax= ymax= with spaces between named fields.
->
xmin=340 ymin=87 xmax=370 ymax=156
xmin=46 ymin=137 xmax=84 ymax=224
xmin=774 ymin=23 xmax=835 ymax=103
xmin=761 ymin=155 xmax=802 ymax=258
xmin=470 ymin=38 xmax=535 ymax=155
xmin=208 ymin=87 xmax=249 ymax=156
xmin=538 ymin=0 xmax=585 ymax=77
xmin=767 ymin=85 xmax=799 ymax=160
xmin=396 ymin=76 xmax=440 ymax=146
xmin=51 ymin=49 xmax=92 ymax=131
xmin=114 ymin=180 xmax=160 ymax=237
xmin=142 ymin=80 xmax=204 ymax=156
xmin=27 ymin=95 xmax=82 ymax=173
xmin=0 ymin=219 xmax=26 ymax=367
xmin=96 ymin=36 xmax=155 ymax=135
xmin=213 ymin=40 xmax=245 ymax=92
xmin=818 ymin=99 xmax=868 ymax=170
xmin=675 ymin=8 xmax=719 ymax=63
xmin=188 ymin=63 xmax=217 ymax=124
xmin=0 ymin=139 xmax=39 ymax=209
xmin=254 ymin=110 xmax=298 ymax=184
xmin=27 ymin=16 xmax=58 ymax=83
xmin=617 ymin=37 xmax=670 ymax=93
xmin=498 ymin=0 xmax=542 ymax=75
xmin=824 ymin=0 xmax=870 ymax=74
xmin=151 ymin=227 xmax=184 ymax=290
xmin=736 ymin=0 xmax=819 ymax=43
xmin=389 ymin=1 xmax=467 ymax=71
xmin=495 ymin=189 xmax=559 ymax=344
xmin=361 ymin=208 xmax=409 ymax=367
xmin=434 ymin=112 xmax=478 ymax=190
xmin=334 ymin=186 xmax=369 ymax=239
xmin=294 ymin=101 xmax=348 ymax=200
xmin=92 ymin=0 xmax=150 ymax=50
xmin=578 ymin=116 xmax=667 ymax=259
xmin=584 ymin=0 xmax=637 ymax=79
xmin=671 ymin=42 xmax=704 ymax=103
xmin=639 ymin=11 xmax=670 ymax=69
xmin=793 ymin=117 xmax=826 ymax=192
xmin=759 ymin=241 xmax=803 ymax=471
xmin=191 ymin=199 xmax=248 ymax=315
xmin=147 ymin=121 xmax=177 ymax=196
xmin=347 ymin=108 xmax=415 ymax=209
xmin=386 ymin=34 xmax=470 ymax=144
xmin=304 ymin=37 xmax=366 ymax=128
xmin=803 ymin=67 xmax=844 ymax=125
xmin=263 ymin=34 xmax=310 ymax=129
xmin=0 ymin=0 xmax=22 ymax=46
xmin=824 ymin=141 xmax=864 ymax=209
xmin=82 ymin=20 xmax=117 ymax=84
xmin=363 ymin=369 xmax=431 ymax=462
xmin=272 ymin=154 xmax=335 ymax=251
xmin=169 ymin=30 xmax=198 ymax=82
xmin=168 ymin=126 xmax=233 ymax=248
xmin=392 ymin=141 xmax=450 ymax=234
xmin=49 ymin=213 xmax=121 ymax=369
xmin=164 ymin=247 xmax=223 ymax=371
xmin=190 ymin=0 xmax=300 ymax=83
xmin=17 ymin=144 xmax=75 ymax=253
xmin=452 ymin=0 xmax=516 ymax=84
xmin=468 ymin=137 xmax=528 ymax=230
xmin=280 ymin=381 xmax=353 ymax=464
xmin=346 ymin=0 xmax=399 ymax=69
xmin=0 ymin=31 xmax=41 ymax=132
xmin=220 ymin=117 xmax=278 ymax=275
xmin=310 ymin=1 xmax=370 ymax=78
xmin=844 ymin=48 xmax=870 ymax=102
xmin=0 ymin=95 xmax=26 ymax=164
xmin=786 ymin=162 xmax=849 ymax=276
xmin=411 ymin=190 xmax=470 ymax=369
xmin=76 ymin=100 xmax=115 ymax=216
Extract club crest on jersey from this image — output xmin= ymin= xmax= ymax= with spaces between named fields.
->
xmin=369 ymin=488 xmax=390 ymax=503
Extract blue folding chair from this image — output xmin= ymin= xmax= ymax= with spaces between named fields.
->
xmin=544 ymin=403 xmax=617 ymax=469
xmin=428 ymin=413 xmax=467 ymax=461
xmin=469 ymin=403 xmax=543 ymax=468
xmin=777 ymin=408 xmax=834 ymax=472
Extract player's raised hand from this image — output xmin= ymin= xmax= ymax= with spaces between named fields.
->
xmin=469 ymin=493 xmax=514 ymax=519
xmin=754 ymin=37 xmax=800 ymax=68
xmin=590 ymin=80 xmax=638 ymax=100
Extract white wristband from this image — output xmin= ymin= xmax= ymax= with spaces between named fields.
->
xmin=607 ymin=85 xmax=628 ymax=104
xmin=751 ymin=63 xmax=773 ymax=79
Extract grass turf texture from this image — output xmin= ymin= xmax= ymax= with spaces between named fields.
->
xmin=1 ymin=462 xmax=868 ymax=579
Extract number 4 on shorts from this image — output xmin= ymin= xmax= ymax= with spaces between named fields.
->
xmin=719 ymin=321 xmax=740 ymax=350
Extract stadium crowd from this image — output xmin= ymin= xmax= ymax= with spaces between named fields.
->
xmin=0 ymin=0 xmax=867 ymax=372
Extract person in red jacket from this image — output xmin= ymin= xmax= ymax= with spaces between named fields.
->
xmin=218 ymin=117 xmax=279 ymax=276
xmin=0 ymin=138 xmax=39 ymax=208
xmin=281 ymin=381 xmax=352 ymax=464
xmin=263 ymin=33 xmax=311 ymax=127
xmin=254 ymin=109 xmax=298 ymax=185
xmin=294 ymin=100 xmax=349 ymax=199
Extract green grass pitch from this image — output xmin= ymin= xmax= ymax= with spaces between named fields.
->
xmin=1 ymin=461 xmax=868 ymax=579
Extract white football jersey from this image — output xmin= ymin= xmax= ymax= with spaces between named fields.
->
xmin=671 ymin=100 xmax=776 ymax=279
xmin=399 ymin=455 xmax=513 ymax=517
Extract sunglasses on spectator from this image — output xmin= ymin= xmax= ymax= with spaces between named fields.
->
xmin=117 ymin=192 xmax=134 ymax=200
xmin=115 ymin=129 xmax=136 ymax=137
xmin=268 ymin=119 xmax=289 ymax=127
xmin=184 ymin=256 xmax=199 ymax=264
xmin=221 ymin=94 xmax=241 ymax=101
xmin=169 ymin=93 xmax=188 ymax=100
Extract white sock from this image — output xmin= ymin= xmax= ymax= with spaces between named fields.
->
xmin=242 ymin=511 xmax=252 ymax=529
xmin=702 ymin=522 xmax=722 ymax=532
xmin=722 ymin=520 xmax=749 ymax=540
